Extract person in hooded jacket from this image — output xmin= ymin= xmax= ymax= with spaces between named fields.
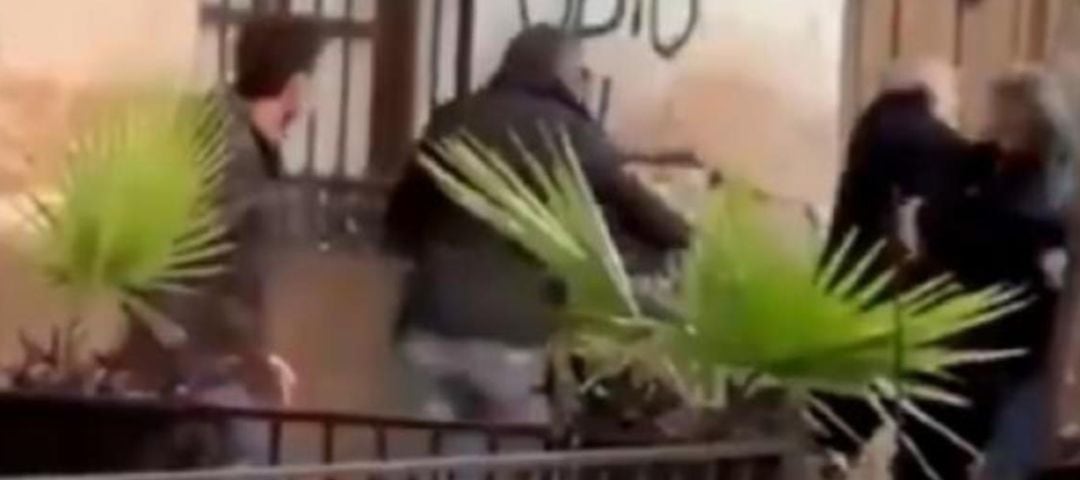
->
xmin=384 ymin=25 xmax=689 ymax=423
xmin=824 ymin=60 xmax=971 ymax=292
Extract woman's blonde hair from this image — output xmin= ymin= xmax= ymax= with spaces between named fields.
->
xmin=990 ymin=65 xmax=1076 ymax=213
xmin=989 ymin=66 xmax=1058 ymax=152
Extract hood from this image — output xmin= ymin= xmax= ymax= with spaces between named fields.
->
xmin=488 ymin=25 xmax=589 ymax=117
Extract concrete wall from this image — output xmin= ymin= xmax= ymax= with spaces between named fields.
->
xmin=0 ymin=1 xmax=197 ymax=85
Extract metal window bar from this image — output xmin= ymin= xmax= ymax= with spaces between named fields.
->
xmin=49 ymin=441 xmax=801 ymax=480
xmin=302 ymin=0 xmax=324 ymax=179
xmin=324 ymin=421 xmax=338 ymax=464
xmin=334 ymin=0 xmax=356 ymax=179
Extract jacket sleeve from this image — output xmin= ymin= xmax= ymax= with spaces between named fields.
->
xmin=219 ymin=146 xmax=267 ymax=235
xmin=568 ymin=120 xmax=691 ymax=250
xmin=382 ymin=154 xmax=440 ymax=259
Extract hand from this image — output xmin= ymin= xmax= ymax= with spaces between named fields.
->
xmin=1041 ymin=248 xmax=1068 ymax=290
xmin=897 ymin=197 xmax=925 ymax=259
xmin=266 ymin=353 xmax=297 ymax=406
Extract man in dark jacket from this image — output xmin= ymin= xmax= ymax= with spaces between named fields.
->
xmin=819 ymin=68 xmax=992 ymax=479
xmin=122 ymin=15 xmax=322 ymax=467
xmin=824 ymin=87 xmax=973 ymax=290
xmin=385 ymin=25 xmax=689 ymax=423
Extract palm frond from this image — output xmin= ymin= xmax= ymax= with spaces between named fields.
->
xmin=22 ymin=92 xmax=229 ymax=340
xmin=807 ymin=394 xmax=866 ymax=445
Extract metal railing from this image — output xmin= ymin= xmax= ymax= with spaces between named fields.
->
xmin=0 ymin=392 xmax=805 ymax=478
xmin=53 ymin=441 xmax=803 ymax=480
xmin=0 ymin=391 xmax=550 ymax=473
xmin=155 ymin=402 xmax=553 ymax=466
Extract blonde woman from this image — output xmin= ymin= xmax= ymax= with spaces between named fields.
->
xmin=975 ymin=67 xmax=1074 ymax=480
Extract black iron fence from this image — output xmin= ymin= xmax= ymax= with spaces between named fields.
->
xmin=0 ymin=392 xmax=805 ymax=479
xmin=59 ymin=442 xmax=802 ymax=480
xmin=0 ymin=391 xmax=549 ymax=474
xmin=159 ymin=401 xmax=552 ymax=467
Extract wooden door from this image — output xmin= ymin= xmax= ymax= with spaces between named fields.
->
xmin=843 ymin=0 xmax=1061 ymax=135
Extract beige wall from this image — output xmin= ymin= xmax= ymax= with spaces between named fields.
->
xmin=194 ymin=0 xmax=379 ymax=178
xmin=0 ymin=1 xmax=198 ymax=85
xmin=0 ymin=0 xmax=199 ymax=195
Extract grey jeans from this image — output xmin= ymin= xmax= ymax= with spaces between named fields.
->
xmin=982 ymin=376 xmax=1045 ymax=480
xmin=401 ymin=329 xmax=549 ymax=425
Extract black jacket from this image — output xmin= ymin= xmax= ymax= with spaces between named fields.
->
xmin=919 ymin=147 xmax=1066 ymax=376
xmin=825 ymin=89 xmax=974 ymax=292
xmin=385 ymin=80 xmax=688 ymax=346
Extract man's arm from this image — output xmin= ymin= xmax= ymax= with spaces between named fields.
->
xmin=568 ymin=122 xmax=691 ymax=250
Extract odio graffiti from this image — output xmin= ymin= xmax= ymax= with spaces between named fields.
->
xmin=518 ymin=0 xmax=700 ymax=59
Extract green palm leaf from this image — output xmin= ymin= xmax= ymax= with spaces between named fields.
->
xmin=22 ymin=92 xmax=230 ymax=346
xmin=671 ymin=186 xmax=1024 ymax=395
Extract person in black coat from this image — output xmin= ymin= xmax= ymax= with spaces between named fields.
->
xmin=824 ymin=87 xmax=973 ymax=291
xmin=818 ymin=77 xmax=992 ymax=479
xmin=384 ymin=25 xmax=689 ymax=422
xmin=840 ymin=69 xmax=1070 ymax=480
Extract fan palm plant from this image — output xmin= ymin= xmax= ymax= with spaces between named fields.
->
xmin=660 ymin=187 xmax=1026 ymax=475
xmin=419 ymin=127 xmax=1028 ymax=478
xmin=10 ymin=92 xmax=230 ymax=374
